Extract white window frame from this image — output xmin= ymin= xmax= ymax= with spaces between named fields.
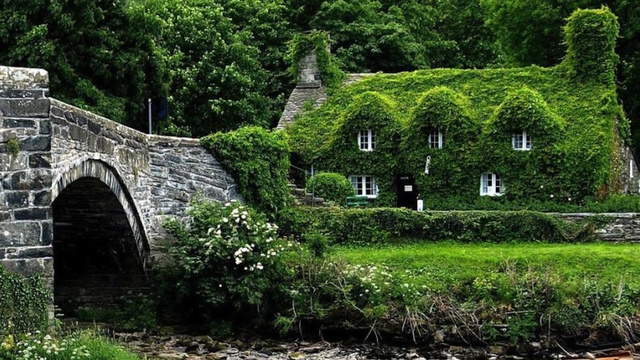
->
xmin=512 ymin=130 xmax=531 ymax=150
xmin=349 ymin=175 xmax=378 ymax=198
xmin=358 ymin=130 xmax=376 ymax=151
xmin=480 ymin=173 xmax=503 ymax=196
xmin=428 ymin=129 xmax=444 ymax=149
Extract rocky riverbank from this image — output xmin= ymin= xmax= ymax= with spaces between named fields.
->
xmin=116 ymin=332 xmax=494 ymax=360
xmin=113 ymin=332 xmax=637 ymax=360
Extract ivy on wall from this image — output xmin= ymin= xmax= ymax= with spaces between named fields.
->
xmin=478 ymin=87 xmax=565 ymax=201
xmin=401 ymin=87 xmax=480 ymax=200
xmin=317 ymin=91 xmax=402 ymax=205
xmin=564 ymin=7 xmax=620 ymax=85
xmin=285 ymin=30 xmax=345 ymax=90
xmin=287 ymin=8 xmax=626 ymax=207
xmin=0 ymin=267 xmax=49 ymax=334
xmin=201 ymin=126 xmax=291 ymax=215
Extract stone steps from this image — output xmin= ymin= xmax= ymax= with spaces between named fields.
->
xmin=288 ymin=183 xmax=330 ymax=207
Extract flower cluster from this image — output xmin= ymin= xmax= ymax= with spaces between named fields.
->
xmin=0 ymin=331 xmax=90 ymax=360
xmin=166 ymin=199 xmax=301 ymax=318
xmin=343 ymin=264 xmax=426 ymax=307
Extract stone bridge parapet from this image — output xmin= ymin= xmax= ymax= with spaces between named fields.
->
xmin=0 ymin=65 xmax=239 ymax=305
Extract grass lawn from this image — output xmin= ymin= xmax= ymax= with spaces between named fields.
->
xmin=334 ymin=241 xmax=640 ymax=293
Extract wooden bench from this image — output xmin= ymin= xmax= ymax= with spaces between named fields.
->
xmin=345 ymin=195 xmax=370 ymax=208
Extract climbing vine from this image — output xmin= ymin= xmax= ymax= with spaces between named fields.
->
xmin=0 ymin=266 xmax=49 ymax=334
xmin=285 ymin=30 xmax=345 ymax=90
xmin=564 ymin=7 xmax=619 ymax=85
xmin=316 ymin=91 xmax=402 ymax=206
xmin=201 ymin=126 xmax=291 ymax=215
xmin=286 ymin=8 xmax=626 ymax=208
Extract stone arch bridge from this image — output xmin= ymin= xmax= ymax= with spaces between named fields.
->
xmin=0 ymin=66 xmax=240 ymax=311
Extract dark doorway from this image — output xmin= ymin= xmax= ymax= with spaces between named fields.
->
xmin=52 ymin=177 xmax=148 ymax=315
xmin=396 ymin=174 xmax=418 ymax=210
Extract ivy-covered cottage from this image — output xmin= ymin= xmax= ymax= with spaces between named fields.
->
xmin=281 ymin=8 xmax=639 ymax=208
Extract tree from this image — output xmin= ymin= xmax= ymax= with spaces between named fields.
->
xmin=143 ymin=0 xmax=277 ymax=136
xmin=0 ymin=0 xmax=167 ymax=131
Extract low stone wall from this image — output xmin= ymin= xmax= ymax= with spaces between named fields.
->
xmin=553 ymin=213 xmax=640 ymax=242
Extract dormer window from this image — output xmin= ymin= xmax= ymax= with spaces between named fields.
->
xmin=512 ymin=130 xmax=531 ymax=150
xmin=358 ymin=130 xmax=376 ymax=151
xmin=428 ymin=129 xmax=444 ymax=149
xmin=480 ymin=173 xmax=503 ymax=196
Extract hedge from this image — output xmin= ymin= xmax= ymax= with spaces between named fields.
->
xmin=277 ymin=207 xmax=610 ymax=245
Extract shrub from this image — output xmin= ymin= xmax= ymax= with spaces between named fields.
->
xmin=161 ymin=199 xmax=299 ymax=328
xmin=0 ymin=330 xmax=138 ymax=360
xmin=201 ymin=126 xmax=291 ymax=215
xmin=0 ymin=267 xmax=49 ymax=335
xmin=305 ymin=172 xmax=354 ymax=204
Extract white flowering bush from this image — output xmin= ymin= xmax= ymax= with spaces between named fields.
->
xmin=0 ymin=330 xmax=136 ymax=360
xmin=163 ymin=199 xmax=299 ymax=326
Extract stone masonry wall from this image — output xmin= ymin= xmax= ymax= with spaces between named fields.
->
xmin=0 ymin=66 xmax=54 ymax=288
xmin=277 ymin=51 xmax=327 ymax=130
xmin=1 ymin=65 xmax=239 ymax=293
xmin=144 ymin=135 xmax=240 ymax=259
xmin=554 ymin=213 xmax=640 ymax=242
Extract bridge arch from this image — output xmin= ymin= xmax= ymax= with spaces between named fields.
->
xmin=51 ymin=159 xmax=150 ymax=270
xmin=51 ymin=159 xmax=151 ymax=312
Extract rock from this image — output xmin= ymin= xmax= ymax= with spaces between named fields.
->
xmin=405 ymin=351 xmax=419 ymax=359
xmin=205 ymin=341 xmax=227 ymax=353
xmin=487 ymin=345 xmax=504 ymax=355
xmin=289 ymin=351 xmax=305 ymax=359
xmin=299 ymin=342 xmax=328 ymax=354
xmin=185 ymin=341 xmax=201 ymax=354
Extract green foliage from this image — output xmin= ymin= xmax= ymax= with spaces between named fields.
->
xmin=402 ymin=87 xmax=480 ymax=199
xmin=75 ymin=294 xmax=157 ymax=331
xmin=305 ymin=172 xmax=354 ymax=204
xmin=160 ymin=200 xmax=298 ymax=328
xmin=431 ymin=0 xmax=498 ymax=69
xmin=287 ymin=11 xmax=625 ymax=205
xmin=277 ymin=207 xmax=604 ymax=246
xmin=315 ymin=91 xmax=402 ymax=206
xmin=564 ymin=8 xmax=620 ymax=85
xmin=0 ymin=0 xmax=168 ymax=131
xmin=145 ymin=0 xmax=275 ymax=136
xmin=419 ymin=194 xmax=640 ymax=212
xmin=0 ymin=267 xmax=49 ymax=335
xmin=480 ymin=1 xmax=640 ymax=154
xmin=285 ymin=31 xmax=345 ymax=90
xmin=0 ymin=330 xmax=139 ymax=360
xmin=335 ymin=242 xmax=640 ymax=345
xmin=480 ymin=87 xmax=565 ymax=200
xmin=201 ymin=126 xmax=291 ymax=215
xmin=5 ymin=139 xmax=19 ymax=157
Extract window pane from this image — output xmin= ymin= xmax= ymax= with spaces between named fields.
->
xmin=370 ymin=130 xmax=376 ymax=150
